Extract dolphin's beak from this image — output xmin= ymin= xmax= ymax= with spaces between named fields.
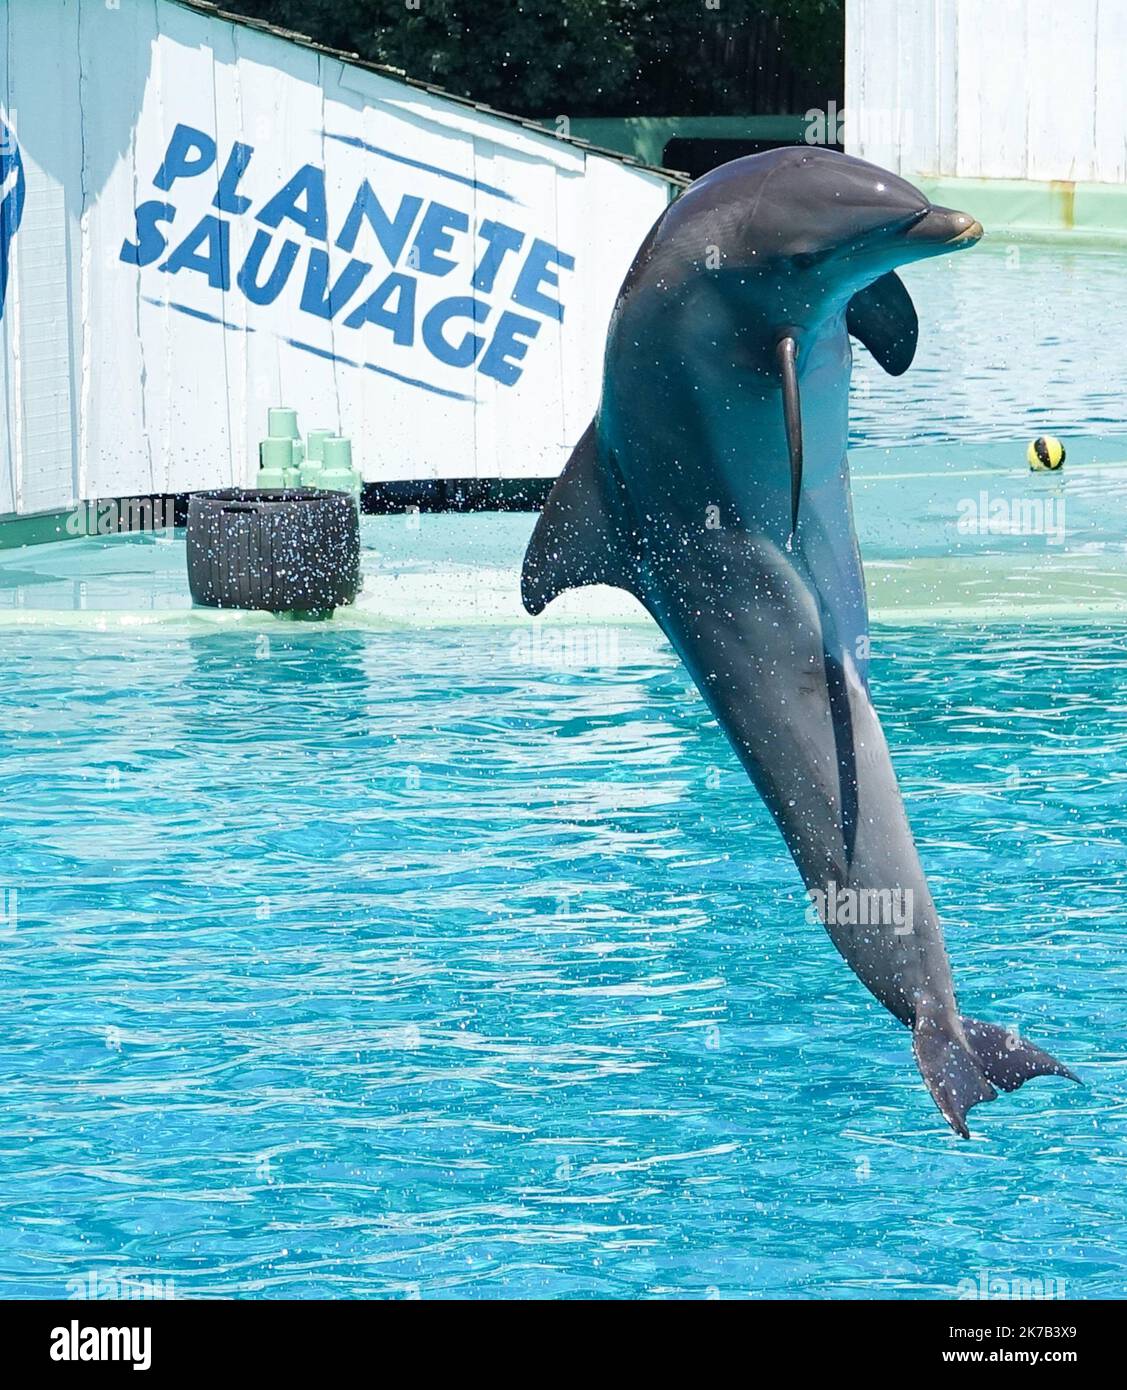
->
xmin=902 ymin=204 xmax=983 ymax=248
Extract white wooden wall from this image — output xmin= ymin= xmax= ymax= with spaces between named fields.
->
xmin=846 ymin=0 xmax=1127 ymax=184
xmin=0 ymin=0 xmax=673 ymax=517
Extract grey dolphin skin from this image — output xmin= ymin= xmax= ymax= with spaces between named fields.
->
xmin=522 ymin=147 xmax=1078 ymax=1138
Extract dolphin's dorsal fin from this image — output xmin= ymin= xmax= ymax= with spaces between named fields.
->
xmin=521 ymin=421 xmax=643 ymax=615
xmin=847 ymin=270 xmax=918 ymax=376
xmin=776 ymin=336 xmax=803 ymax=538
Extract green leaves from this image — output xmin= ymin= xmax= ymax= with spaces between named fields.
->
xmin=224 ymin=1 xmax=843 ymax=119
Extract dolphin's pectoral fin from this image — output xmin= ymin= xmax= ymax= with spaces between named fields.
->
xmin=847 ymin=271 xmax=919 ymax=376
xmin=521 ymin=420 xmax=643 ymax=615
xmin=912 ymin=1006 xmax=1079 ymax=1138
xmin=775 ymin=336 xmax=802 ymax=537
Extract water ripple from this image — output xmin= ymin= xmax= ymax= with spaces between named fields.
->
xmin=0 ymin=623 xmax=1123 ymax=1297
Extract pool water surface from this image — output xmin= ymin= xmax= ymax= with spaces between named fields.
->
xmin=0 ymin=620 xmax=1123 ymax=1299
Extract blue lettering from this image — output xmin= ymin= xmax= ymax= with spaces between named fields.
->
xmin=478 ymin=310 xmax=540 ymax=386
xmin=512 ymin=238 xmax=574 ymax=322
xmin=237 ymin=229 xmax=299 ymax=305
xmin=337 ymin=182 xmax=423 ymax=265
xmin=343 ymin=271 xmax=416 ymax=345
xmin=153 ymin=123 xmax=217 ymax=191
xmin=120 ymin=200 xmax=176 ymax=266
xmin=214 ymin=142 xmax=255 ymax=215
xmin=258 ymin=164 xmax=328 ymax=242
xmin=410 ymin=202 xmax=468 ymax=277
xmin=422 ymin=296 xmax=489 ymax=368
xmin=160 ymin=215 xmax=231 ymax=291
xmin=473 ymin=220 xmax=525 ymax=294
xmin=300 ymin=249 xmax=372 ymax=320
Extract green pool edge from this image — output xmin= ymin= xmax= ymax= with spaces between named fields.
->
xmin=4 ymin=435 xmax=1127 ymax=630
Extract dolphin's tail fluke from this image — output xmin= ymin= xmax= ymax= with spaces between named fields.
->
xmin=912 ymin=1007 xmax=1079 ymax=1138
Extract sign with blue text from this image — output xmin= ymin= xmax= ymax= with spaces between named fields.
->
xmin=0 ymin=0 xmax=674 ymax=514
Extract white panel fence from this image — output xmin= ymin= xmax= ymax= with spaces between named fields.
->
xmin=845 ymin=0 xmax=1127 ymax=185
xmin=0 ymin=0 xmax=674 ymax=518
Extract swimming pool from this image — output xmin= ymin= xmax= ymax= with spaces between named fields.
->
xmin=852 ymin=236 xmax=1127 ymax=447
xmin=1 ymin=236 xmax=1125 ymax=1300
xmin=0 ymin=620 xmax=1122 ymax=1299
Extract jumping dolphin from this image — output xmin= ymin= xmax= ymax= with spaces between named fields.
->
xmin=522 ymin=147 xmax=1077 ymax=1137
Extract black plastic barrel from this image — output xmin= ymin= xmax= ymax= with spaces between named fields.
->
xmin=186 ymin=488 xmax=360 ymax=615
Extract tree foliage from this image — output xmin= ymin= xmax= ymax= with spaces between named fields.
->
xmin=221 ymin=1 xmax=843 ymax=117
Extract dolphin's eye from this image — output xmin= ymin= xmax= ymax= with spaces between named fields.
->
xmin=792 ymin=249 xmax=832 ymax=271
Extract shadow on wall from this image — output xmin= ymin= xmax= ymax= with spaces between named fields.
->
xmin=0 ymin=0 xmax=177 ymax=512
xmin=4 ymin=2 xmax=155 ymax=207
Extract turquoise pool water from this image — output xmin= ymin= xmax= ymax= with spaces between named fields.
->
xmin=0 ymin=621 xmax=1123 ymax=1299
xmin=852 ymin=237 xmax=1127 ymax=447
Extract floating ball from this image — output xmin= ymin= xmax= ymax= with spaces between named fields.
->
xmin=1028 ymin=436 xmax=1065 ymax=471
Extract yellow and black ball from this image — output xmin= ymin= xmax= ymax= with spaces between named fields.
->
xmin=1028 ymin=436 xmax=1065 ymax=471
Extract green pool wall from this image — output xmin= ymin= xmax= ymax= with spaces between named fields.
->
xmin=0 ymin=510 xmax=80 ymax=550
xmin=535 ymin=116 xmax=1127 ymax=243
xmin=917 ymin=176 xmax=1127 ymax=243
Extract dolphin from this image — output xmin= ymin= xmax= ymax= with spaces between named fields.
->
xmin=521 ymin=147 xmax=1078 ymax=1138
